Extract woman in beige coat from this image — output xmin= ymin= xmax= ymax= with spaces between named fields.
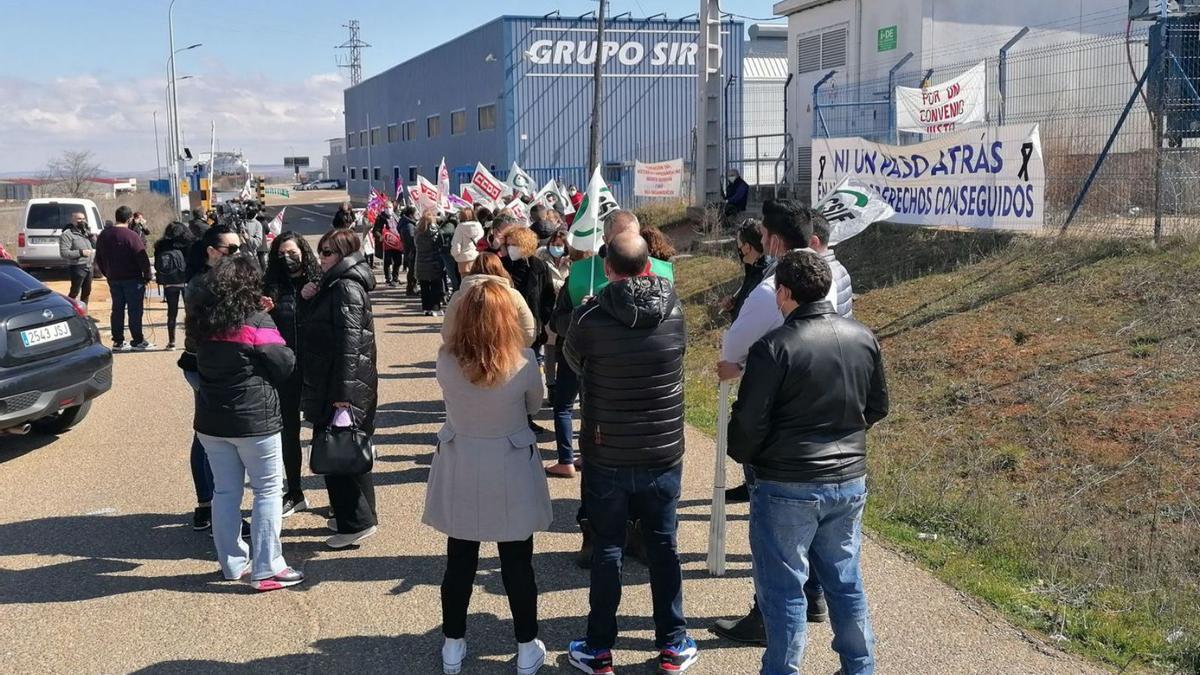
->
xmin=424 ymin=279 xmax=552 ymax=675
xmin=441 ymin=253 xmax=536 ymax=347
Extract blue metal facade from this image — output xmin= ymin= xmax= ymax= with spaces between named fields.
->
xmin=344 ymin=15 xmax=743 ymax=205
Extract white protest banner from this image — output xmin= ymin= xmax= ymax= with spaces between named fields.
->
xmin=406 ymin=185 xmax=421 ymax=207
xmin=504 ymin=197 xmax=530 ymax=225
xmin=634 ymin=159 xmax=684 ymax=198
xmin=568 ymin=166 xmax=620 ymax=253
xmin=811 ymin=123 xmax=1044 ymax=231
xmin=555 ymin=179 xmax=576 ymax=215
xmin=815 ymin=177 xmax=895 ymax=245
xmin=471 ymin=162 xmax=506 ymax=202
xmin=896 ymin=61 xmax=987 ymax=135
xmin=437 ymin=158 xmax=451 ymax=209
xmin=416 ymin=175 xmax=440 ymax=210
xmin=267 ymin=207 xmax=286 ymax=237
xmin=507 ymin=162 xmax=538 ymax=197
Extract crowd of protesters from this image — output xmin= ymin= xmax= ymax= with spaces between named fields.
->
xmin=82 ymin=184 xmax=885 ymax=675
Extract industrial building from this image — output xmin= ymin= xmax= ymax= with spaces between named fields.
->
xmin=343 ymin=14 xmax=745 ymax=205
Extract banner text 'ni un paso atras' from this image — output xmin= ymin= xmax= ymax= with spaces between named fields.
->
xmin=811 ymin=124 xmax=1045 ymax=231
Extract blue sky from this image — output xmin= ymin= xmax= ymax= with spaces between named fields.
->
xmin=0 ymin=0 xmax=781 ymax=173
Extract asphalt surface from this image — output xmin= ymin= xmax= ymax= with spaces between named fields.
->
xmin=0 ymin=246 xmax=1108 ymax=673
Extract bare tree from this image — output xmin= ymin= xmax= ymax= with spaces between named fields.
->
xmin=45 ymin=150 xmax=102 ymax=197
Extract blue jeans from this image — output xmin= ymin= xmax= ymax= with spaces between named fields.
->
xmin=584 ymin=462 xmax=687 ymax=650
xmin=108 ymin=279 xmax=145 ymax=344
xmin=745 ymin=466 xmax=822 ymax=605
xmin=198 ymin=432 xmax=288 ymax=581
xmin=440 ymin=251 xmax=461 ymax=291
xmin=750 ymin=477 xmax=874 ymax=675
xmin=183 ymin=371 xmax=214 ymax=504
xmin=552 ymin=363 xmax=579 ymax=466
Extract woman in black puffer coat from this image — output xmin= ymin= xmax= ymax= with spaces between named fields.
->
xmin=300 ymin=228 xmax=380 ymax=549
xmin=263 ymin=231 xmax=323 ymax=517
xmin=413 ymin=212 xmax=446 ymax=315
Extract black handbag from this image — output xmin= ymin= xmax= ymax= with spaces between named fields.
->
xmin=310 ymin=424 xmax=374 ymax=475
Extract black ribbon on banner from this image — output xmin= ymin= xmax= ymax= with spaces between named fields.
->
xmin=1018 ymin=142 xmax=1033 ymax=182
xmin=818 ymin=156 xmax=826 ymax=181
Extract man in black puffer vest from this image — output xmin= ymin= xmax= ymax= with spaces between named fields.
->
xmin=562 ymin=233 xmax=699 ymax=673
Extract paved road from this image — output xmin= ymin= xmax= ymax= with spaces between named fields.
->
xmin=0 ymin=271 xmax=1107 ymax=674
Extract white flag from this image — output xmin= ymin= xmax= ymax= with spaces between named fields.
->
xmin=555 ymin=179 xmax=576 ymax=215
xmin=437 ymin=158 xmax=451 ymax=209
xmin=567 ymin=166 xmax=619 ymax=253
xmin=471 ymin=162 xmax=507 ymax=203
xmin=815 ymin=177 xmax=895 ymax=245
xmin=267 ymin=207 xmax=285 ymax=237
xmin=507 ymin=162 xmax=538 ymax=197
xmin=503 ymin=197 xmax=530 ymax=225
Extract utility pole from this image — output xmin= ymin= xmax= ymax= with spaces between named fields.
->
xmin=337 ymin=20 xmax=371 ymax=86
xmin=153 ymin=111 xmax=161 ymax=180
xmin=588 ymin=0 xmax=608 ymax=175
xmin=695 ymin=0 xmax=724 ymax=206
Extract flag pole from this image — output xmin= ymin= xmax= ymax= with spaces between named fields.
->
xmin=707 ymin=380 xmax=731 ymax=575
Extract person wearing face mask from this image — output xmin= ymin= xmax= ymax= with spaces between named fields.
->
xmin=711 ymin=200 xmax=833 ymax=647
xmin=178 ymin=224 xmax=242 ymax=533
xmin=502 ymin=228 xmax=556 ymax=368
xmin=59 ymin=211 xmax=95 ymax=307
xmin=724 ymin=221 xmax=768 ymax=323
xmin=263 ymin=232 xmax=323 ymax=517
xmin=723 ymin=169 xmax=750 ymax=220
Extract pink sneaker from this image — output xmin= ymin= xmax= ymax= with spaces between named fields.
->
xmin=251 ymin=567 xmax=304 ymax=592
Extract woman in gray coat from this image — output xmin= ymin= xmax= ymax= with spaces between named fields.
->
xmin=424 ymin=279 xmax=551 ymax=675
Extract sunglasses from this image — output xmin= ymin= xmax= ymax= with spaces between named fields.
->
xmin=216 ymin=244 xmax=240 ymax=254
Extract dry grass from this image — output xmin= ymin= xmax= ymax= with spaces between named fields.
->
xmin=678 ymin=228 xmax=1200 ymax=671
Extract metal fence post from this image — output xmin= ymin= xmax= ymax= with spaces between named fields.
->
xmin=998 ymin=27 xmax=1029 ymax=126
xmin=887 ymin=52 xmax=914 ymax=143
xmin=812 ymin=70 xmax=837 ymax=139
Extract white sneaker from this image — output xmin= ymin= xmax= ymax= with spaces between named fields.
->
xmin=442 ymin=637 xmax=467 ymax=674
xmin=326 ymin=525 xmax=377 ymax=549
xmin=516 ymin=639 xmax=546 ymax=674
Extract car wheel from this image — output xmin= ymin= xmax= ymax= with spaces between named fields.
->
xmin=31 ymin=400 xmax=92 ymax=435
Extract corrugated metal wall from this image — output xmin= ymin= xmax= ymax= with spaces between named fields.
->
xmin=342 ymin=19 xmax=509 ymax=201
xmin=505 ymin=16 xmax=743 ymax=205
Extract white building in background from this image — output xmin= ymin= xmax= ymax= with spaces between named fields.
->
xmin=741 ymin=23 xmax=790 ymax=185
xmin=772 ymin=0 xmax=1130 ymax=192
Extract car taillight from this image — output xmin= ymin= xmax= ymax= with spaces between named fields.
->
xmin=62 ymin=294 xmax=87 ymax=317
xmin=18 ymin=233 xmax=25 ymax=248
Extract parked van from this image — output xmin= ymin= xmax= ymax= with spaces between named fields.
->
xmin=17 ymin=198 xmax=104 ymax=269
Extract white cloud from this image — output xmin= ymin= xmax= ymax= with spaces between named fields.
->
xmin=0 ymin=70 xmax=345 ymax=173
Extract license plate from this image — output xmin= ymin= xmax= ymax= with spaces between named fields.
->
xmin=30 ymin=237 xmax=57 ymax=245
xmin=21 ymin=321 xmax=71 ymax=347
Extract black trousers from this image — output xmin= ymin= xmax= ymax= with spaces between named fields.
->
xmin=419 ymin=279 xmax=444 ymax=311
xmin=164 ymin=286 xmax=183 ymax=346
xmin=68 ymin=266 xmax=92 ymax=304
xmin=325 ymin=470 xmax=377 ymax=533
xmin=383 ymin=250 xmax=403 ymax=283
xmin=404 ymin=252 xmax=417 ymax=293
xmin=442 ymin=536 xmax=538 ymax=643
xmin=279 ymin=374 xmax=304 ymax=496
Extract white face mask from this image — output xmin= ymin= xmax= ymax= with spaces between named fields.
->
xmin=506 ymin=245 xmax=526 ymax=261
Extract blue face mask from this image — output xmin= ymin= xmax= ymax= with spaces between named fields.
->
xmin=548 ymin=245 xmax=565 ymax=258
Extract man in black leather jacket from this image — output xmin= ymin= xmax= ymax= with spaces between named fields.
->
xmin=728 ymin=250 xmax=888 ymax=675
xmin=562 ymin=233 xmax=699 ymax=674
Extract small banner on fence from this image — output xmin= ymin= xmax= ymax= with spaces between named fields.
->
xmin=895 ymin=61 xmax=987 ymax=135
xmin=815 ymin=177 xmax=895 ymax=245
xmin=811 ymin=123 xmax=1045 ymax=231
xmin=634 ymin=159 xmax=684 ymax=198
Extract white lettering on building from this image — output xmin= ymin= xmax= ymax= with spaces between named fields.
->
xmin=527 ymin=39 xmax=716 ymax=67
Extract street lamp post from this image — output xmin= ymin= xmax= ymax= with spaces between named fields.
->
xmin=168 ymin=0 xmax=200 ymax=213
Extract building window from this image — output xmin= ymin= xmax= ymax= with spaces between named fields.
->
xmin=427 ymin=115 xmax=441 ymax=138
xmin=408 ymin=166 xmax=418 ymax=182
xmin=478 ymin=104 xmax=497 ymax=131
xmin=342 ymin=165 xmax=347 ymax=177
xmin=359 ymin=131 xmax=366 ymax=147
xmin=347 ymin=133 xmax=355 ymax=149
xmin=350 ymin=168 xmax=357 ymax=180
xmin=402 ymin=120 xmax=417 ymax=141
xmin=387 ymin=124 xmax=399 ymax=143
xmin=362 ymin=167 xmax=368 ymax=182
xmin=451 ymin=109 xmax=467 ymax=135
xmin=393 ymin=166 xmax=401 ymax=186
xmin=373 ymin=167 xmax=381 ymax=181
xmin=371 ymin=127 xmax=382 ymax=146
xmin=798 ymin=26 xmax=848 ymax=74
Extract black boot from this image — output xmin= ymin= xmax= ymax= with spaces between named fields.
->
xmin=711 ymin=605 xmax=767 ymax=646
xmin=577 ymin=519 xmax=593 ymax=569
xmin=724 ymin=483 xmax=750 ymax=503
xmin=806 ymin=588 xmax=829 ymax=623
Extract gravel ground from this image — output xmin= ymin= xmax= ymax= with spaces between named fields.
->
xmin=0 ymin=278 xmax=1108 ymax=674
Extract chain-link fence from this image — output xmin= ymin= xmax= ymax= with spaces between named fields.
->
xmin=812 ymin=23 xmax=1200 ymax=240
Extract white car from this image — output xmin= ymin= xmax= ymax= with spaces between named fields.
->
xmin=17 ymin=198 xmax=104 ymax=269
